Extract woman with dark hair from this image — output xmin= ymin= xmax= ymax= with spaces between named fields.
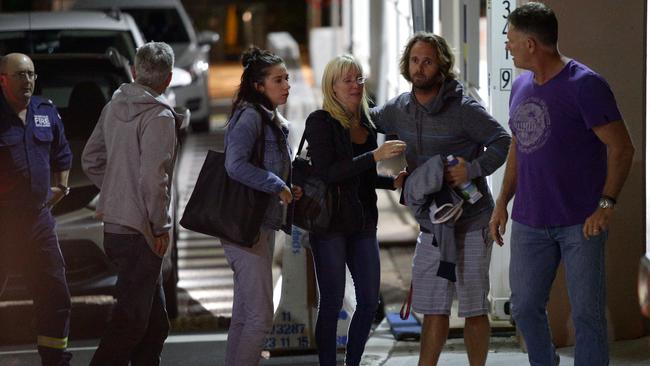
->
xmin=222 ymin=46 xmax=300 ymax=366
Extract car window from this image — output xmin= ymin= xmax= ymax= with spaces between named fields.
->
xmin=39 ymin=74 xmax=111 ymax=141
xmin=34 ymin=60 xmax=129 ymax=140
xmin=125 ymin=8 xmax=190 ymax=43
xmin=37 ymin=76 xmax=111 ymax=110
xmin=0 ymin=30 xmax=137 ymax=62
xmin=0 ymin=31 xmax=29 ymax=54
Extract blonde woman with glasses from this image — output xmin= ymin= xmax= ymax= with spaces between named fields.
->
xmin=302 ymin=54 xmax=407 ymax=366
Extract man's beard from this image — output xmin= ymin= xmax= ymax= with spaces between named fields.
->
xmin=411 ymin=73 xmax=443 ymax=91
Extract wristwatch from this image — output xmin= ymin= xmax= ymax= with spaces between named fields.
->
xmin=56 ymin=183 xmax=71 ymax=196
xmin=598 ymin=196 xmax=616 ymax=209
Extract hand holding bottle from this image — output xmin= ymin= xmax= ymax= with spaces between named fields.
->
xmin=444 ymin=156 xmax=469 ymax=187
xmin=445 ymin=155 xmax=482 ymax=204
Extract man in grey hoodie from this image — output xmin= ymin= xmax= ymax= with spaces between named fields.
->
xmin=371 ymin=33 xmax=510 ymax=366
xmin=82 ymin=42 xmax=183 ymax=366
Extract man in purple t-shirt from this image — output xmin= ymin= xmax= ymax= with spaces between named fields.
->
xmin=489 ymin=2 xmax=634 ymax=366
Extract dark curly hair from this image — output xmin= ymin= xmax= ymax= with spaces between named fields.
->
xmin=230 ymin=46 xmax=284 ymax=117
xmin=399 ymin=32 xmax=456 ymax=83
xmin=508 ymin=2 xmax=558 ymax=46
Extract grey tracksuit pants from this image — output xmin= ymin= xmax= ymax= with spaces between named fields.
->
xmin=222 ymin=228 xmax=275 ymax=366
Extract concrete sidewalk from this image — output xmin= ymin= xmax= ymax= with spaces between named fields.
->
xmin=361 ymin=319 xmax=650 ymax=366
xmin=260 ymin=319 xmax=650 ymax=365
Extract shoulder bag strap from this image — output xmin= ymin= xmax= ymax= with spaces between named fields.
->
xmin=224 ymin=108 xmax=246 ymax=154
xmin=252 ymin=105 xmax=270 ymax=168
xmin=225 ymin=107 xmax=266 ymax=167
xmin=296 ymin=130 xmax=307 ymax=156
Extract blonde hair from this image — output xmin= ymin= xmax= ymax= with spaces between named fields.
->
xmin=321 ymin=54 xmax=373 ymax=129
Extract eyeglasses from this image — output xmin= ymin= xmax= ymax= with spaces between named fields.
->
xmin=2 ymin=71 xmax=38 ymax=81
xmin=342 ymin=76 xmax=367 ymax=85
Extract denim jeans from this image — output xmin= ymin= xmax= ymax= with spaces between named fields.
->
xmin=310 ymin=230 xmax=380 ymax=366
xmin=510 ymin=220 xmax=608 ymax=366
xmin=90 ymin=232 xmax=170 ymax=366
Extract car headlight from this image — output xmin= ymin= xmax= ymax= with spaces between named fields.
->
xmin=192 ymin=60 xmax=209 ymax=75
xmin=187 ymin=60 xmax=209 ymax=82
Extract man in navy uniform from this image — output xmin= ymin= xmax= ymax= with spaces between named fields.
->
xmin=0 ymin=53 xmax=73 ymax=365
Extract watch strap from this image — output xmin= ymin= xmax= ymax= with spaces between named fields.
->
xmin=601 ymin=194 xmax=617 ymax=205
xmin=56 ymin=183 xmax=70 ymax=196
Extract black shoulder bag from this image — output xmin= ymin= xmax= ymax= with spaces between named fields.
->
xmin=292 ymin=130 xmax=333 ymax=233
xmin=180 ymin=109 xmax=271 ymax=247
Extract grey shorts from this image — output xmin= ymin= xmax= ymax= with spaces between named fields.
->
xmin=411 ymin=227 xmax=493 ymax=318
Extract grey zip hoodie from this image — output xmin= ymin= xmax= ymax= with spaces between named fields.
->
xmin=82 ymin=83 xmax=183 ymax=256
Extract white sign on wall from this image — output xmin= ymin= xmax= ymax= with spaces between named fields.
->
xmin=488 ymin=0 xmax=515 ymax=119
xmin=486 ymin=0 xmax=516 ymax=320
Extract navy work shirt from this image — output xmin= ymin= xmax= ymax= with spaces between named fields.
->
xmin=0 ymin=92 xmax=72 ymax=210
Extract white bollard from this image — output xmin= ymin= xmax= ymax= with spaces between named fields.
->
xmin=336 ymin=268 xmax=357 ymax=348
xmin=265 ymin=226 xmax=358 ymax=352
xmin=265 ymin=228 xmax=315 ymax=351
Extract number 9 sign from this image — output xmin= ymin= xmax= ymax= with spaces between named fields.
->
xmin=500 ymin=68 xmax=512 ymax=91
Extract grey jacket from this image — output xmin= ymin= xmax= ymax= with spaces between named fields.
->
xmin=82 ymin=83 xmax=183 ymax=256
xmin=404 ymin=155 xmax=463 ymax=282
xmin=371 ymin=79 xmax=511 ymax=228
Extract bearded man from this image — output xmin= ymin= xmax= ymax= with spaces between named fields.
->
xmin=371 ymin=33 xmax=511 ymax=366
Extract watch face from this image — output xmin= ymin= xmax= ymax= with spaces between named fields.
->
xmin=599 ymin=198 xmax=612 ymax=209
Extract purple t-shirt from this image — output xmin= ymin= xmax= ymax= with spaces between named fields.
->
xmin=509 ymin=59 xmax=622 ymax=228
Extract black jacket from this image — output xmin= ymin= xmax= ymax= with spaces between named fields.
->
xmin=304 ymin=110 xmax=394 ymax=233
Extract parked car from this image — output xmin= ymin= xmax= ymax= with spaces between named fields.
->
xmin=73 ymin=0 xmax=220 ymax=132
xmin=0 ymin=10 xmax=192 ymax=108
xmin=0 ymin=50 xmax=183 ymax=318
xmin=0 ymin=10 xmax=144 ymax=60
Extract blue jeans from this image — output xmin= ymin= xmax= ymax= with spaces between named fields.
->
xmin=90 ymin=233 xmax=170 ymax=366
xmin=310 ymin=230 xmax=380 ymax=366
xmin=510 ymin=221 xmax=608 ymax=366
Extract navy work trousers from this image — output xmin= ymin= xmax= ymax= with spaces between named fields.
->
xmin=0 ymin=207 xmax=72 ymax=366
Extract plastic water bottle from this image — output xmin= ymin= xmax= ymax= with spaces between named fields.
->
xmin=446 ymin=155 xmax=482 ymax=204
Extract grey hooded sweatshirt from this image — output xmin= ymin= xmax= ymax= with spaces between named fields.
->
xmin=82 ymin=83 xmax=183 ymax=256
xmin=371 ymin=79 xmax=511 ymax=229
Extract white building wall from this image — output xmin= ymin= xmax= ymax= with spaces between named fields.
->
xmin=375 ymin=0 xmax=414 ymax=104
